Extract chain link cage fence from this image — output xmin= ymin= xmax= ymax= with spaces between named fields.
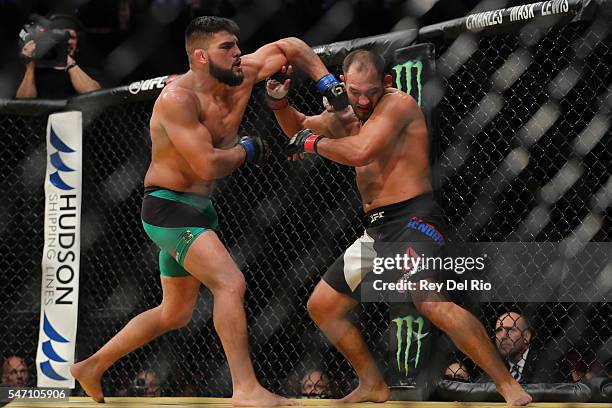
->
xmin=1 ymin=1 xmax=611 ymax=400
xmin=433 ymin=10 xmax=612 ymax=385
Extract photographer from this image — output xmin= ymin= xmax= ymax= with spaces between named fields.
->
xmin=16 ymin=14 xmax=100 ymax=99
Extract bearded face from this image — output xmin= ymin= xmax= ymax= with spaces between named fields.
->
xmin=208 ymin=56 xmax=244 ymax=86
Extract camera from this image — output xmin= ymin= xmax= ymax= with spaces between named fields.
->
xmin=18 ymin=14 xmax=70 ymax=68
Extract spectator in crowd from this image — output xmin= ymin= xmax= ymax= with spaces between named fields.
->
xmin=444 ymin=362 xmax=471 ymax=381
xmin=16 ymin=14 xmax=101 ymax=99
xmin=474 ymin=311 xmax=559 ymax=383
xmin=1 ymin=355 xmax=30 ymax=387
xmin=469 ymin=311 xmax=569 ymax=383
xmin=494 ymin=312 xmax=533 ymax=383
xmin=300 ymin=369 xmax=330 ymax=398
xmin=130 ymin=369 xmax=161 ymax=397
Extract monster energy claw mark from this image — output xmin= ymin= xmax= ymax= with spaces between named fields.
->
xmin=392 ymin=315 xmax=425 ymax=376
xmin=392 ymin=60 xmax=423 ymax=107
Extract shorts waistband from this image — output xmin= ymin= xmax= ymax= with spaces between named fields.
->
xmin=364 ymin=193 xmax=442 ymax=227
xmin=143 ymin=186 xmax=213 ymax=211
xmin=144 ymin=185 xmax=209 ymax=199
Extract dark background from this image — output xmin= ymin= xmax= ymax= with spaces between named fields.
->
xmin=1 ymin=0 xmax=534 ymax=97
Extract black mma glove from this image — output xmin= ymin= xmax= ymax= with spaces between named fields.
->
xmin=316 ymin=73 xmax=348 ymax=111
xmin=239 ymin=136 xmax=269 ymax=167
xmin=286 ymin=128 xmax=324 ymax=156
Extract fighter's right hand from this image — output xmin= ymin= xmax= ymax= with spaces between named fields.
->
xmin=265 ymin=65 xmax=292 ymax=110
xmin=316 ymin=73 xmax=348 ymax=111
xmin=239 ymin=136 xmax=269 ymax=167
xmin=286 ymin=128 xmax=323 ymax=156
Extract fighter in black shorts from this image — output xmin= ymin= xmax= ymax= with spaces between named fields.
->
xmin=323 ymin=193 xmax=446 ymax=301
xmin=267 ymin=51 xmax=531 ymax=406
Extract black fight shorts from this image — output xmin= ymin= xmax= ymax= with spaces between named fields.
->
xmin=322 ymin=193 xmax=447 ymax=301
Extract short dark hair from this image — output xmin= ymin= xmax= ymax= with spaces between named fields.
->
xmin=185 ymin=16 xmax=239 ymax=53
xmin=342 ymin=49 xmax=386 ymax=81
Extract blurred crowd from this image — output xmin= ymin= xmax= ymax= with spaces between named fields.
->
xmin=1 ymin=0 xmax=529 ymax=99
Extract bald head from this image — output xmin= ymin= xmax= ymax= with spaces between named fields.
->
xmin=495 ymin=312 xmax=532 ymax=362
xmin=342 ymin=49 xmax=386 ymax=81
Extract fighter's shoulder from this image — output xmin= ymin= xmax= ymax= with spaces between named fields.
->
xmin=155 ymin=81 xmax=198 ymax=116
xmin=380 ymin=88 xmax=419 ymax=111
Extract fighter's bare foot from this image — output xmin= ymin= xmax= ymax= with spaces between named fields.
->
xmin=337 ymin=382 xmax=389 ymax=403
xmin=232 ymin=386 xmax=296 ymax=407
xmin=497 ymin=381 xmax=532 ymax=406
xmin=70 ymin=360 xmax=105 ymax=403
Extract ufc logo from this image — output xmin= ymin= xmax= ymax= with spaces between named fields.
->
xmin=369 ymin=211 xmax=385 ymax=223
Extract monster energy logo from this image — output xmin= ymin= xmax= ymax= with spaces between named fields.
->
xmin=392 ymin=314 xmax=426 ymax=376
xmin=392 ymin=60 xmax=423 ymax=107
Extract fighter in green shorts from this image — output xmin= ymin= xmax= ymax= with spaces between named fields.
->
xmin=141 ymin=187 xmax=218 ymax=277
xmin=70 ymin=15 xmax=348 ymax=405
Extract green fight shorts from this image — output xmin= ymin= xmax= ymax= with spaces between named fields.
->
xmin=141 ymin=186 xmax=219 ymax=277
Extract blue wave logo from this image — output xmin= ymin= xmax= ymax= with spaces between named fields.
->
xmin=40 ymin=313 xmax=69 ymax=381
xmin=49 ymin=126 xmax=75 ymax=191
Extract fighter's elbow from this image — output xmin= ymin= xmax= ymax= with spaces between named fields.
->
xmin=277 ymin=37 xmax=303 ymax=46
xmin=352 ymin=148 xmax=375 ymax=167
xmin=275 ymin=37 xmax=307 ymax=58
xmin=193 ymin=161 xmax=216 ymax=181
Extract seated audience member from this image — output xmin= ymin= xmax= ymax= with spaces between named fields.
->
xmin=494 ymin=312 xmax=533 ymax=383
xmin=130 ymin=369 xmax=161 ymax=397
xmin=445 ymin=362 xmax=471 ymax=381
xmin=475 ymin=311 xmax=562 ymax=383
xmin=1 ymin=355 xmax=30 ymax=387
xmin=301 ymin=369 xmax=330 ymax=398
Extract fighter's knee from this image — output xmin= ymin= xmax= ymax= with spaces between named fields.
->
xmin=413 ymin=300 xmax=430 ymax=316
xmin=230 ymin=272 xmax=246 ymax=295
xmin=173 ymin=309 xmax=194 ymax=329
xmin=216 ymin=272 xmax=246 ymax=297
xmin=160 ymin=306 xmax=193 ymax=330
xmin=307 ymin=292 xmax=330 ymax=325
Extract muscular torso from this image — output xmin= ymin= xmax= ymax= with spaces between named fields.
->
xmin=346 ymin=91 xmax=432 ymax=212
xmin=144 ymin=72 xmax=253 ymax=195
